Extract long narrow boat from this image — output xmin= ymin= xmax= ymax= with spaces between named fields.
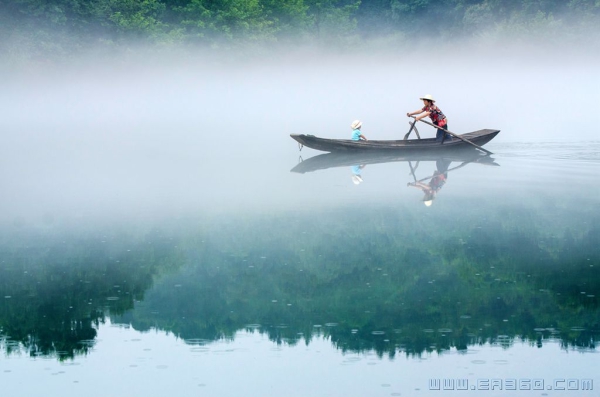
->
xmin=290 ymin=129 xmax=500 ymax=153
xmin=290 ymin=151 xmax=499 ymax=174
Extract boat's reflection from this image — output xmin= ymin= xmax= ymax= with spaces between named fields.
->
xmin=291 ymin=150 xmax=499 ymax=174
xmin=291 ymin=150 xmax=499 ymax=204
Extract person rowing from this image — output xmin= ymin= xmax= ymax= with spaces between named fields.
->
xmin=407 ymin=94 xmax=452 ymax=142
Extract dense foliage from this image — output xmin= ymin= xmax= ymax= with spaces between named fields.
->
xmin=1 ymin=0 xmax=599 ymax=57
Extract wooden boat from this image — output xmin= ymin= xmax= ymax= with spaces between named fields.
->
xmin=291 ymin=151 xmax=499 ymax=174
xmin=290 ymin=129 xmax=500 ymax=153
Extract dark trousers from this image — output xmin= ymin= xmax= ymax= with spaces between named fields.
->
xmin=435 ymin=123 xmax=452 ymax=142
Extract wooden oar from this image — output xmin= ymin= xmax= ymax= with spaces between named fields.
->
xmin=413 ymin=123 xmax=421 ymax=139
xmin=410 ymin=117 xmax=493 ymax=155
xmin=403 ymin=121 xmax=417 ymax=140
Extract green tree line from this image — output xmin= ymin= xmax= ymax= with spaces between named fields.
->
xmin=1 ymin=0 xmax=599 ymax=56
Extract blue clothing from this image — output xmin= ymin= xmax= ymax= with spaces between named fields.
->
xmin=435 ymin=123 xmax=452 ymax=142
xmin=351 ymin=129 xmax=362 ymax=141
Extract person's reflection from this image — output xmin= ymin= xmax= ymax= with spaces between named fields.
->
xmin=408 ymin=159 xmax=451 ymax=206
xmin=351 ymin=164 xmax=366 ymax=185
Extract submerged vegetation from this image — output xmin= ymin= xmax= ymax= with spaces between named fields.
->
xmin=1 ymin=0 xmax=599 ymax=62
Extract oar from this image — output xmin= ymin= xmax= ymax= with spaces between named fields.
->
xmin=403 ymin=121 xmax=417 ymax=140
xmin=410 ymin=117 xmax=493 ymax=155
xmin=413 ymin=123 xmax=421 ymax=139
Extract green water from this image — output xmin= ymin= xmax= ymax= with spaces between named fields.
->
xmin=1 ymin=142 xmax=599 ymax=396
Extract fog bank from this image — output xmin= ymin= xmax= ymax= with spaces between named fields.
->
xmin=0 ymin=41 xmax=597 ymax=225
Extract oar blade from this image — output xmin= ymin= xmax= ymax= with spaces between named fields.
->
xmin=404 ymin=121 xmax=416 ymax=140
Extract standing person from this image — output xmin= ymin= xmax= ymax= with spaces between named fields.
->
xmin=351 ymin=120 xmax=367 ymax=141
xmin=407 ymin=95 xmax=451 ymax=142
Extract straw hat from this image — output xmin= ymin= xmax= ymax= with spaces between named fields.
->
xmin=419 ymin=94 xmax=435 ymax=102
xmin=351 ymin=120 xmax=362 ymax=130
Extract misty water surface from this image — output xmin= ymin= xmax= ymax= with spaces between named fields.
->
xmin=1 ymin=48 xmax=599 ymax=397
xmin=1 ymin=48 xmax=597 ymax=223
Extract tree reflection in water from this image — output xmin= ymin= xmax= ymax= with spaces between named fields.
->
xmin=2 ymin=197 xmax=596 ymax=361
xmin=1 ymin=151 xmax=599 ymax=360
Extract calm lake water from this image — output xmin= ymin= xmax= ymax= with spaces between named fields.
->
xmin=1 ymin=139 xmax=599 ymax=397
